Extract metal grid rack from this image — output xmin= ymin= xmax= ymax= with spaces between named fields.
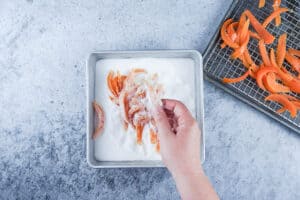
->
xmin=203 ymin=0 xmax=300 ymax=133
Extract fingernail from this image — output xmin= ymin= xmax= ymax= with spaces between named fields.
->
xmin=161 ymin=99 xmax=166 ymax=106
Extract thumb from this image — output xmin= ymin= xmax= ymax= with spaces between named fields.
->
xmin=162 ymin=99 xmax=194 ymax=126
xmin=152 ymin=104 xmax=174 ymax=141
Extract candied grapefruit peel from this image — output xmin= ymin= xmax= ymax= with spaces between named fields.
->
xmin=220 ymin=1 xmax=300 ymax=118
xmin=104 ymin=69 xmax=163 ymax=151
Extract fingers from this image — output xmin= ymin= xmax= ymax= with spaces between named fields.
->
xmin=162 ymin=99 xmax=195 ymax=125
xmin=153 ymin=99 xmax=196 ymax=140
xmin=152 ymin=104 xmax=174 ymax=141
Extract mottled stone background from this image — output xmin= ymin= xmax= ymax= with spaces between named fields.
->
xmin=0 ymin=0 xmax=299 ymax=199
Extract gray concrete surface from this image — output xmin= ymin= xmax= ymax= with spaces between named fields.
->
xmin=0 ymin=0 xmax=299 ymax=199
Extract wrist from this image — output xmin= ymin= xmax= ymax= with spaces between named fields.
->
xmin=171 ymin=166 xmax=219 ymax=200
xmin=171 ymin=164 xmax=205 ymax=183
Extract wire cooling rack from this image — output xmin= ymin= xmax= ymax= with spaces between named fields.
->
xmin=203 ymin=0 xmax=300 ymax=133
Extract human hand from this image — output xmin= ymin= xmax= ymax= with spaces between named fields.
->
xmin=153 ymin=99 xmax=202 ymax=176
xmin=153 ymin=99 xmax=219 ymax=200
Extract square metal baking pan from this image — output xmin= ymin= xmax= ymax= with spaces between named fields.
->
xmin=203 ymin=0 xmax=300 ymax=134
xmin=86 ymin=50 xmax=205 ymax=168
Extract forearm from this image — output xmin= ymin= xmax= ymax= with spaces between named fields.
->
xmin=172 ymin=167 xmax=219 ymax=200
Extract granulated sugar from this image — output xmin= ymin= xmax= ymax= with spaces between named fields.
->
xmin=94 ymin=58 xmax=196 ymax=161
